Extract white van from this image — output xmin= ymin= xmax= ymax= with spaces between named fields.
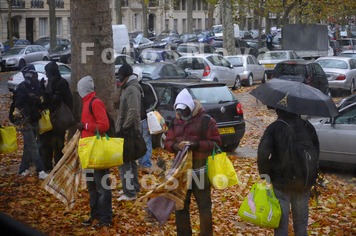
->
xmin=112 ymin=24 xmax=130 ymax=55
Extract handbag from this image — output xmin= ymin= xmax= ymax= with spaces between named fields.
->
xmin=0 ymin=125 xmax=18 ymax=154
xmin=238 ymin=182 xmax=281 ymax=228
xmin=38 ymin=109 xmax=53 ymax=134
xmin=50 ymin=102 xmax=75 ymax=131
xmin=78 ymin=132 xmax=124 ymax=169
xmin=122 ymin=129 xmax=147 ymax=163
xmin=207 ymin=143 xmax=238 ymax=189
xmin=147 ymin=110 xmax=168 ymax=134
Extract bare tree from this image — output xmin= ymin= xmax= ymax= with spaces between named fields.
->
xmin=5 ymin=0 xmax=13 ymax=45
xmin=48 ymin=0 xmax=56 ymax=52
xmin=115 ymin=0 xmax=122 ymax=24
xmin=142 ymin=0 xmax=148 ymax=37
xmin=187 ymin=0 xmax=193 ymax=33
xmin=70 ymin=0 xmax=116 ymax=131
xmin=221 ymin=0 xmax=235 ymax=55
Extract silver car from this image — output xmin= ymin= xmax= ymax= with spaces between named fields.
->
xmin=7 ymin=61 xmax=71 ymax=92
xmin=2 ymin=45 xmax=50 ymax=70
xmin=258 ymin=50 xmax=301 ymax=77
xmin=310 ymin=101 xmax=356 ymax=165
xmin=176 ymin=54 xmax=241 ymax=90
xmin=225 ymin=54 xmax=267 ymax=86
xmin=315 ymin=56 xmax=356 ymax=95
xmin=338 ymin=50 xmax=356 ymax=60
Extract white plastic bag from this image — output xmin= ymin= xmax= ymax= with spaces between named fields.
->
xmin=147 ymin=111 xmax=167 ymax=134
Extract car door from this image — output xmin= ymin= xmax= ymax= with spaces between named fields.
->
xmin=315 ymin=103 xmax=356 ymax=164
xmin=177 ymin=57 xmax=203 ymax=78
xmin=24 ymin=46 xmax=36 ymax=63
xmin=249 ymin=55 xmax=264 ymax=80
xmin=209 ymin=55 xmax=234 ymax=86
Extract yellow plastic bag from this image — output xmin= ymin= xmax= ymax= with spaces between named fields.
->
xmin=238 ymin=182 xmax=281 ymax=228
xmin=207 ymin=144 xmax=238 ymax=189
xmin=38 ymin=109 xmax=53 ymax=134
xmin=78 ymin=133 xmax=124 ymax=169
xmin=0 ymin=126 xmax=18 ymax=154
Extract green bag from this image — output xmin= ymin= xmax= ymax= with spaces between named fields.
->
xmin=238 ymin=182 xmax=281 ymax=228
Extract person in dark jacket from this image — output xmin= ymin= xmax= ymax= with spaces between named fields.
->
xmin=164 ymin=88 xmax=222 ymax=236
xmin=77 ymin=75 xmax=112 ymax=229
xmin=39 ymin=61 xmax=73 ymax=171
xmin=115 ymin=63 xmax=142 ymax=201
xmin=135 ymin=67 xmax=158 ymax=174
xmin=257 ymin=107 xmax=319 ymax=236
xmin=14 ymin=65 xmax=48 ymax=179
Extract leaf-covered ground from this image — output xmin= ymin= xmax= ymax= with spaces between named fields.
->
xmin=0 ymin=87 xmax=355 ymax=236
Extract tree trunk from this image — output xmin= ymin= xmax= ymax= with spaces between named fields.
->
xmin=142 ymin=0 xmax=148 ymax=37
xmin=207 ymin=3 xmax=215 ymax=30
xmin=6 ymin=0 xmax=13 ymax=45
xmin=221 ymin=0 xmax=235 ymax=55
xmin=70 ymin=0 xmax=116 ymax=130
xmin=115 ymin=0 xmax=122 ymax=24
xmin=48 ymin=0 xmax=56 ymax=52
xmin=187 ymin=0 xmax=193 ymax=33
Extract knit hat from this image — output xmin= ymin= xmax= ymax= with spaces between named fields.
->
xmin=118 ymin=63 xmax=133 ymax=82
xmin=22 ymin=64 xmax=38 ymax=80
xmin=174 ymin=88 xmax=195 ymax=112
xmin=45 ymin=61 xmax=61 ymax=79
xmin=77 ymin=75 xmax=94 ymax=98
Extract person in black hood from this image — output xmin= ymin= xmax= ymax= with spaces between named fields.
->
xmin=39 ymin=61 xmax=73 ymax=172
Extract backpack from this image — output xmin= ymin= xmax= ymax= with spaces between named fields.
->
xmin=89 ymin=97 xmax=116 ymax=137
xmin=277 ymin=119 xmax=319 ymax=191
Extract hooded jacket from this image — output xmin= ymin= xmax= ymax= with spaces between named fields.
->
xmin=165 ymin=97 xmax=222 ymax=169
xmin=77 ymin=76 xmax=109 ymax=138
xmin=115 ymin=75 xmax=142 ymax=134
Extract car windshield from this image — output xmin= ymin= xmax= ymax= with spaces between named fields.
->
xmin=189 ymin=86 xmax=236 ymax=104
xmin=5 ymin=48 xmax=24 ymax=55
xmin=274 ymin=64 xmax=307 ymax=77
xmin=260 ymin=52 xmax=287 ymax=60
xmin=33 ymin=64 xmax=46 ymax=73
xmin=317 ymin=59 xmax=348 ymax=69
xmin=139 ymin=64 xmax=158 ymax=75
xmin=339 ymin=53 xmax=356 ymax=59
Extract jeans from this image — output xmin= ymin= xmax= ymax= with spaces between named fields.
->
xmin=19 ymin=124 xmax=45 ymax=174
xmin=175 ymin=168 xmax=212 ymax=236
xmin=138 ymin=119 xmax=152 ymax=168
xmin=85 ymin=169 xmax=112 ymax=224
xmin=39 ymin=130 xmax=66 ymax=171
xmin=119 ymin=160 xmax=140 ymax=197
xmin=273 ymin=187 xmax=310 ymax=236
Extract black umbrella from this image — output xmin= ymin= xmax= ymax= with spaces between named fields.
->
xmin=250 ymin=79 xmax=339 ymax=117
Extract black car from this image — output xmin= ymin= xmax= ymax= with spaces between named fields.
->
xmin=272 ymin=60 xmax=330 ymax=95
xmin=49 ymin=44 xmax=71 ymax=64
xmin=148 ymin=79 xmax=246 ymax=151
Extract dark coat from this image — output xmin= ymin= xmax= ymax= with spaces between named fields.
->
xmin=257 ymin=109 xmax=319 ymax=191
xmin=139 ymin=81 xmax=158 ymax=120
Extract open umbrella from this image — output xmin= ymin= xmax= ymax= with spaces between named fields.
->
xmin=250 ymin=79 xmax=339 ymax=117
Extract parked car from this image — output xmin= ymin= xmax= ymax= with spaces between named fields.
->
xmin=138 ymin=48 xmax=181 ymax=63
xmin=337 ymin=94 xmax=356 ymax=109
xmin=272 ymin=60 xmax=330 ymax=95
xmin=309 ymin=100 xmax=356 ymax=166
xmin=0 ymin=41 xmax=4 ymax=55
xmin=130 ymin=35 xmax=154 ymax=52
xmin=336 ymin=38 xmax=356 ymax=51
xmin=113 ymin=53 xmax=137 ymax=76
xmin=148 ymin=80 xmax=246 ymax=151
xmin=234 ymin=38 xmax=259 ymax=57
xmin=34 ymin=37 xmax=70 ymax=51
xmin=176 ymin=54 xmax=241 ymax=90
xmin=315 ymin=56 xmax=356 ymax=95
xmin=258 ymin=50 xmax=302 ymax=78
xmin=7 ymin=61 xmax=71 ymax=92
xmin=3 ymin=39 xmax=31 ymax=52
xmin=49 ymin=44 xmax=71 ymax=64
xmin=132 ymin=62 xmax=198 ymax=81
xmin=1 ymin=45 xmax=50 ymax=70
xmin=196 ymin=30 xmax=215 ymax=44
xmin=225 ymin=54 xmax=267 ymax=86
xmin=179 ymin=33 xmax=199 ymax=43
xmin=176 ymin=42 xmax=218 ymax=56
xmin=152 ymin=34 xmax=182 ymax=50
xmin=330 ymin=40 xmax=342 ymax=56
xmin=338 ymin=50 xmax=356 ymax=60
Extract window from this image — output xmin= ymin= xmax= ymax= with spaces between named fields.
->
xmin=39 ymin=18 xmax=48 ymax=37
xmin=193 ymin=0 xmax=196 ymax=10
xmin=56 ymin=17 xmax=62 ymax=37
xmin=182 ymin=0 xmax=186 ymax=10
xmin=173 ymin=0 xmax=179 ymax=10
xmin=31 ymin=0 xmax=44 ymax=8
xmin=12 ymin=0 xmax=25 ymax=7
xmin=174 ymin=19 xmax=178 ymax=33
xmin=67 ymin=17 xmax=71 ymax=36
xmin=55 ymin=0 xmax=64 ymax=8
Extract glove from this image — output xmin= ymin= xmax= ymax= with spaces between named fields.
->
xmin=188 ymin=141 xmax=199 ymax=150
xmin=77 ymin=122 xmax=85 ymax=131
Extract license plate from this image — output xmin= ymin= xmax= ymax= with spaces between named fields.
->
xmin=218 ymin=127 xmax=235 ymax=134
xmin=264 ymin=64 xmax=275 ymax=69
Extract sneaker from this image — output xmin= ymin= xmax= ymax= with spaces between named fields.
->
xmin=91 ymin=222 xmax=112 ymax=230
xmin=117 ymin=194 xmax=137 ymax=202
xmin=38 ymin=171 xmax=48 ymax=180
xmin=20 ymin=169 xmax=29 ymax=176
xmin=81 ymin=218 xmax=92 ymax=226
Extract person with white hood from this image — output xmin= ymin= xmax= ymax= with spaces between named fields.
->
xmin=164 ymin=88 xmax=222 ymax=236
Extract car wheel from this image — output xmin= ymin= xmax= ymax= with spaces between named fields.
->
xmin=262 ymin=72 xmax=268 ymax=83
xmin=18 ymin=60 xmax=25 ymax=70
xmin=222 ymin=142 xmax=240 ymax=152
xmin=247 ymin=74 xmax=253 ymax=86
xmin=43 ymin=56 xmax=48 ymax=61
xmin=350 ymin=79 xmax=355 ymax=95
xmin=232 ymin=76 xmax=241 ymax=90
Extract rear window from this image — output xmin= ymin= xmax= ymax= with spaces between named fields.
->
xmin=317 ymin=59 xmax=348 ymax=69
xmin=227 ymin=57 xmax=243 ymax=66
xmin=189 ymin=86 xmax=236 ymax=104
xmin=259 ymin=51 xmax=287 ymax=60
xmin=273 ymin=63 xmax=307 ymax=78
